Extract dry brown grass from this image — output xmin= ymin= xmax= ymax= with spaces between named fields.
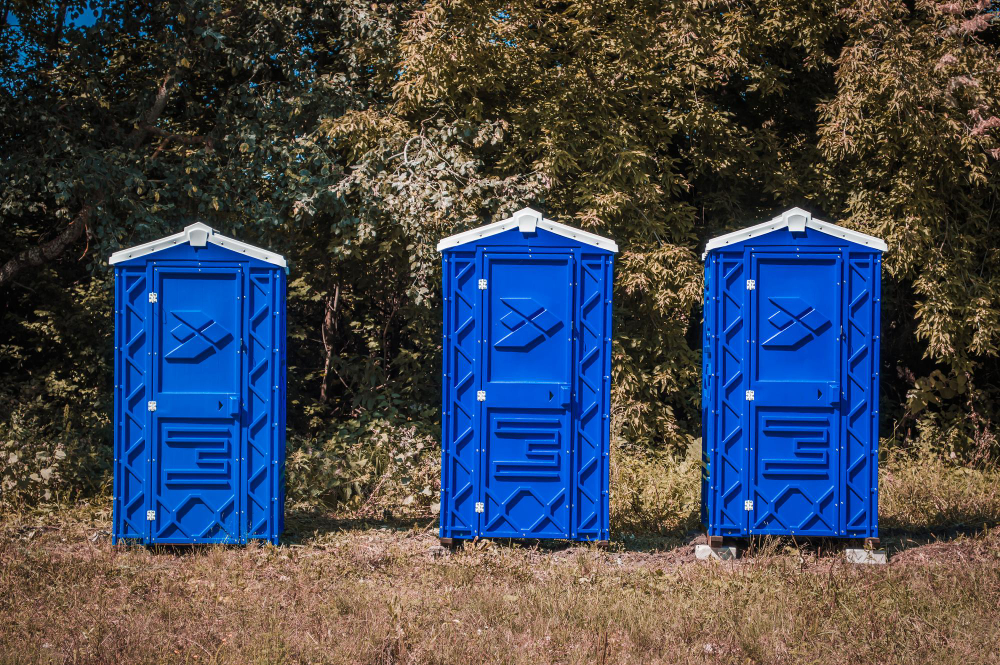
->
xmin=1 ymin=453 xmax=999 ymax=665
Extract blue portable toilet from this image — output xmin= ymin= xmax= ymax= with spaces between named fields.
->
xmin=701 ymin=208 xmax=886 ymax=544
xmin=109 ymin=222 xmax=287 ymax=545
xmin=437 ymin=207 xmax=617 ymax=544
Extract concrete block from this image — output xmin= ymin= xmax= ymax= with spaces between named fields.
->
xmin=845 ymin=548 xmax=888 ymax=565
xmin=695 ymin=544 xmax=738 ymax=561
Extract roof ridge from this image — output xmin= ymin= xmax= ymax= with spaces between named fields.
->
xmin=437 ymin=207 xmax=618 ymax=253
xmin=109 ymin=222 xmax=287 ymax=268
xmin=702 ymin=208 xmax=887 ymax=258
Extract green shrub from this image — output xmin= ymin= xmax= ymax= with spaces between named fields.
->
xmin=0 ymin=272 xmax=112 ymax=509
xmin=286 ymin=409 xmax=440 ymax=517
xmin=880 ymin=451 xmax=1000 ymax=532
xmin=611 ymin=438 xmax=702 ymax=537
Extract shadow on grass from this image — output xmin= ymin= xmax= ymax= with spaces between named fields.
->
xmin=879 ymin=521 xmax=1000 ymax=553
xmin=281 ymin=508 xmax=437 ymax=545
xmin=131 ymin=493 xmax=1000 ymax=556
xmin=282 ymin=505 xmax=704 ymax=553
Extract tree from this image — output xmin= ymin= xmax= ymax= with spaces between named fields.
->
xmin=3 ymin=0 xmax=1000 ymax=506
xmin=817 ymin=0 xmax=1000 ymax=456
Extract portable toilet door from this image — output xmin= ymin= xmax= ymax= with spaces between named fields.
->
xmin=701 ymin=208 xmax=886 ymax=543
xmin=437 ymin=207 xmax=617 ymax=544
xmin=109 ymin=222 xmax=287 ymax=545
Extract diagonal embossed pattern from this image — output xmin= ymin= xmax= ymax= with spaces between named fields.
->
xmin=166 ymin=310 xmax=233 ymax=361
xmin=713 ymin=257 xmax=747 ymax=533
xmin=845 ymin=256 xmax=876 ymax=537
xmin=114 ymin=269 xmax=150 ymax=540
xmin=496 ymin=297 xmax=562 ymax=349
xmin=245 ymin=269 xmax=280 ymax=542
xmin=440 ymin=254 xmax=479 ymax=539
xmin=763 ymin=296 xmax=831 ymax=349
xmin=575 ymin=256 xmax=611 ymax=541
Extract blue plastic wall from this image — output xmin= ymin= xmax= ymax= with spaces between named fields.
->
xmin=702 ymin=227 xmax=882 ymax=539
xmin=112 ymin=242 xmax=286 ymax=545
xmin=440 ymin=228 xmax=614 ymax=541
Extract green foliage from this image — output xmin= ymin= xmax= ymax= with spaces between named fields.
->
xmin=610 ymin=439 xmax=702 ymax=537
xmin=2 ymin=0 xmax=1000 ymax=507
xmin=285 ymin=403 xmax=440 ymax=514
xmin=0 ymin=270 xmax=112 ymax=506
xmin=880 ymin=449 xmax=1000 ymax=531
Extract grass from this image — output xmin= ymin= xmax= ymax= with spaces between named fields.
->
xmin=1 ymin=451 xmax=999 ymax=664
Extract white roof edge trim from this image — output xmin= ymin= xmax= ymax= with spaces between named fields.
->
xmin=436 ymin=206 xmax=618 ymax=253
xmin=109 ymin=222 xmax=287 ymax=268
xmin=701 ymin=207 xmax=888 ymax=259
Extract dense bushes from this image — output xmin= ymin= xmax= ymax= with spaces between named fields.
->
xmin=2 ymin=1 xmax=1000 ymax=508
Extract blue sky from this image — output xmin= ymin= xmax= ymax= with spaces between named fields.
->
xmin=4 ymin=5 xmax=101 ymax=72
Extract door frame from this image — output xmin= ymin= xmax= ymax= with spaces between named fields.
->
xmin=474 ymin=247 xmax=578 ymax=539
xmin=744 ymin=249 xmax=844 ymax=537
xmin=147 ymin=262 xmax=247 ymax=544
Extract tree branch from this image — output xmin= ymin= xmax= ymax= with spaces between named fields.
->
xmin=1 ymin=59 xmax=186 ymax=288
xmin=125 ymin=67 xmax=180 ymax=151
xmin=0 ymin=202 xmax=99 ymax=287
xmin=140 ymin=123 xmax=215 ymax=151
xmin=50 ymin=1 xmax=67 ymax=50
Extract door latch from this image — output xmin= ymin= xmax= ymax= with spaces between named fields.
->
xmin=147 ymin=400 xmax=157 ymax=412
xmin=745 ymin=390 xmax=754 ymax=401
xmin=744 ymin=500 xmax=754 ymax=511
xmin=477 ymin=390 xmax=486 ymax=402
xmin=146 ymin=510 xmax=156 ymax=521
xmin=478 ymin=279 xmax=488 ymax=290
xmin=560 ymin=385 xmax=571 ymax=408
xmin=746 ymin=279 xmax=755 ymax=290
xmin=148 ymin=292 xmax=158 ymax=303
xmin=475 ymin=502 xmax=484 ymax=513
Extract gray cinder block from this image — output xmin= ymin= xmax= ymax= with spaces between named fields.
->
xmin=695 ymin=544 xmax=738 ymax=561
xmin=845 ymin=548 xmax=888 ymax=565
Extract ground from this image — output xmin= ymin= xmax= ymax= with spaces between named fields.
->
xmin=1 ymin=507 xmax=998 ymax=665
xmin=2 ymin=454 xmax=999 ymax=664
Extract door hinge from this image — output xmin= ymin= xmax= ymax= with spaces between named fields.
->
xmin=478 ymin=279 xmax=488 ymax=290
xmin=475 ymin=502 xmax=484 ymax=513
xmin=745 ymin=390 xmax=754 ymax=401
xmin=148 ymin=292 xmax=158 ymax=303
xmin=477 ymin=390 xmax=486 ymax=402
xmin=147 ymin=400 xmax=157 ymax=411
xmin=744 ymin=500 xmax=754 ymax=511
xmin=146 ymin=510 xmax=156 ymax=521
xmin=746 ymin=279 xmax=755 ymax=290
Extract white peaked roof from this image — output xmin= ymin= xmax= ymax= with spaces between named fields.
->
xmin=436 ymin=207 xmax=618 ymax=253
xmin=109 ymin=222 xmax=287 ymax=268
xmin=702 ymin=207 xmax=887 ymax=259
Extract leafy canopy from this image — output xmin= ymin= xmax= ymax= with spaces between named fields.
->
xmin=2 ymin=0 xmax=999 ymax=505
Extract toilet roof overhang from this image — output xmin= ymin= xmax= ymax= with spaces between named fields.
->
xmin=436 ymin=207 xmax=618 ymax=253
xmin=702 ymin=207 xmax=887 ymax=259
xmin=108 ymin=222 xmax=287 ymax=268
